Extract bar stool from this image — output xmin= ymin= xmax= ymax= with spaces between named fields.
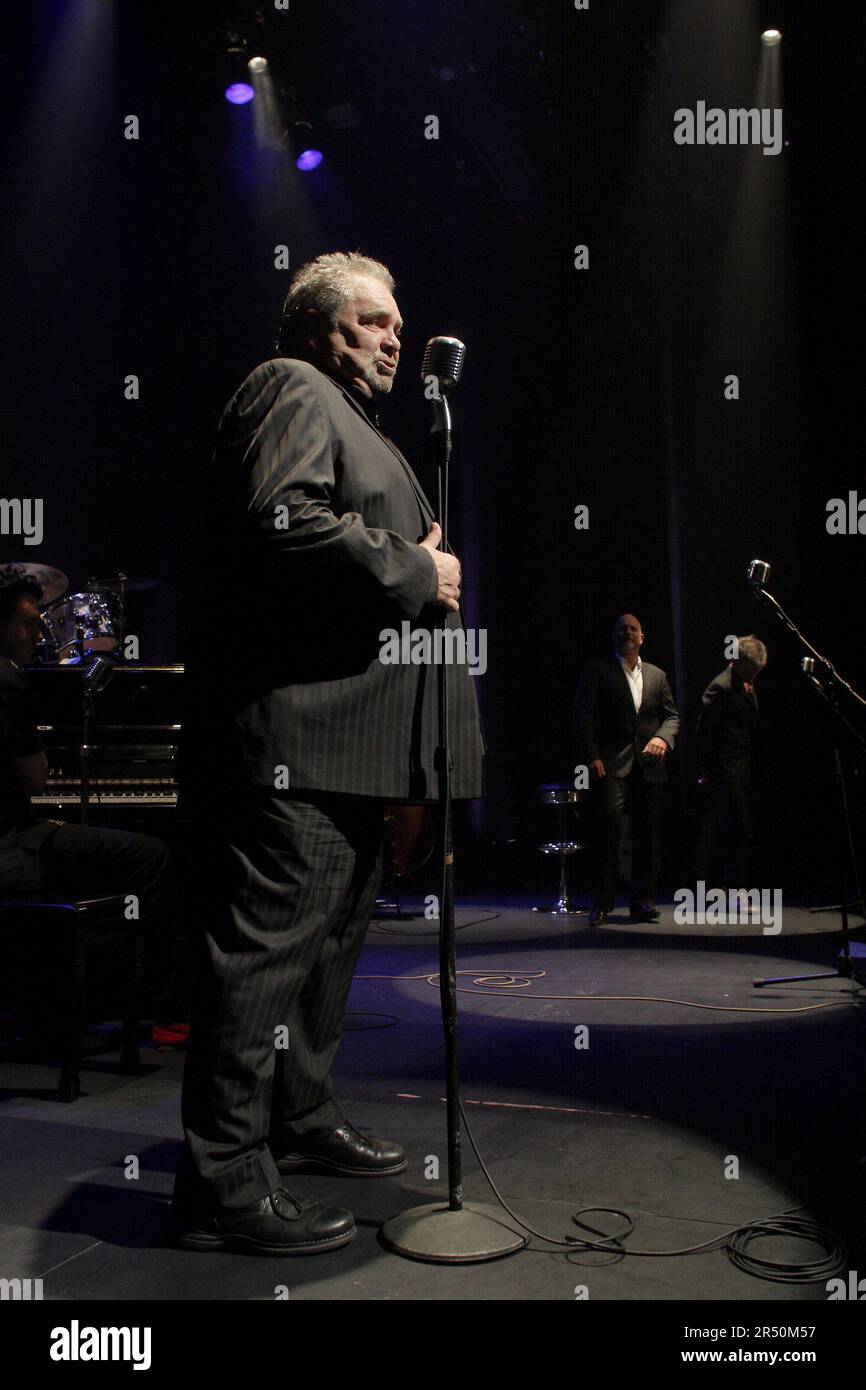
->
xmin=0 ymin=892 xmax=143 ymax=1101
xmin=532 ymin=783 xmax=587 ymax=915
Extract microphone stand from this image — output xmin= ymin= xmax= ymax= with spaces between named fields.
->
xmin=381 ymin=389 xmax=524 ymax=1263
xmin=78 ymin=658 xmax=115 ymax=828
xmin=748 ymin=577 xmax=866 ymax=990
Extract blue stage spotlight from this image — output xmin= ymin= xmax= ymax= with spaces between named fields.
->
xmin=296 ymin=149 xmax=323 ymax=171
xmin=225 ymin=82 xmax=255 ymax=105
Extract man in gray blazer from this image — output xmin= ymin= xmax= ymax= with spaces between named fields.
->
xmin=171 ymin=253 xmax=484 ymax=1255
xmin=575 ymin=614 xmax=679 ymax=925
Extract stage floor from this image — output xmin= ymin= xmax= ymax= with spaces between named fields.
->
xmin=1 ymin=898 xmax=865 ymax=1302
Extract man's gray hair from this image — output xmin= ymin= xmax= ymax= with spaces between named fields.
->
xmin=277 ymin=251 xmax=395 ymax=354
xmin=736 ymin=635 xmax=768 ymax=669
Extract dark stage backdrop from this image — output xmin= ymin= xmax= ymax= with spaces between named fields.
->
xmin=1 ymin=0 xmax=861 ymax=896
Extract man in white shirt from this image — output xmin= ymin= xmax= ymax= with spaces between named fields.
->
xmin=574 ymin=614 xmax=680 ymax=924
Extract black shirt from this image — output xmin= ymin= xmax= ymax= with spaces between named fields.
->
xmin=697 ymin=667 xmax=758 ymax=780
xmin=0 ymin=656 xmax=42 ymax=833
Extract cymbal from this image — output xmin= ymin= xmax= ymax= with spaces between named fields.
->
xmin=0 ymin=562 xmax=68 ymax=603
xmin=92 ymin=575 xmax=161 ymax=593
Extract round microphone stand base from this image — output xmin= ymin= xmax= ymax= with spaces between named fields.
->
xmin=380 ymin=1201 xmax=526 ymax=1263
xmin=532 ymin=902 xmax=587 ymax=916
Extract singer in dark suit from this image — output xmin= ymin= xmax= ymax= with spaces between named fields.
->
xmin=697 ymin=636 xmax=767 ymax=889
xmin=575 ymin=614 xmax=679 ymax=925
xmin=172 ymin=253 xmax=485 ymax=1256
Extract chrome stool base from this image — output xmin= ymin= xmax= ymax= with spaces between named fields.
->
xmin=533 ymin=783 xmax=587 ymax=918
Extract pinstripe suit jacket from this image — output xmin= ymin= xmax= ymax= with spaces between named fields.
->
xmin=180 ymin=357 xmax=485 ymax=803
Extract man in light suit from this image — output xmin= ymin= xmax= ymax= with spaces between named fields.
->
xmin=171 ymin=253 xmax=484 ymax=1255
xmin=575 ymin=614 xmax=679 ymax=926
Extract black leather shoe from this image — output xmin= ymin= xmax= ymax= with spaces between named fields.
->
xmin=629 ymin=901 xmax=660 ymax=923
xmin=168 ymin=1186 xmax=356 ymax=1255
xmin=273 ymin=1122 xmax=407 ymax=1178
xmin=589 ymin=908 xmax=608 ymax=927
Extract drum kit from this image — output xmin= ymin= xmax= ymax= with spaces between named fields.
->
xmin=5 ymin=562 xmax=159 ymax=664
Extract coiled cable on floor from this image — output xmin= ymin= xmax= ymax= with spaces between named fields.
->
xmin=725 ymin=1216 xmax=846 ymax=1283
xmin=457 ymin=1097 xmax=849 ymax=1283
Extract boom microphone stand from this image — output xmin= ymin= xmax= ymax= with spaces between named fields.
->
xmin=381 ymin=338 xmax=524 ymax=1262
xmin=747 ymin=561 xmax=866 ymax=990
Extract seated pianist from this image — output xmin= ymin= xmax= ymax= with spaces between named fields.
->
xmin=0 ymin=566 xmax=188 ymax=1045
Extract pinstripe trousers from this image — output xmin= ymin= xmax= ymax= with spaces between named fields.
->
xmin=176 ymin=789 xmax=384 ymax=1208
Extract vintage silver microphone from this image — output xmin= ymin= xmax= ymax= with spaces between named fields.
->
xmin=748 ymin=558 xmax=771 ymax=587
xmin=420 ymin=335 xmax=465 ymax=394
xmin=420 ymin=336 xmax=466 ymax=451
xmin=801 ymin=656 xmax=825 ymax=696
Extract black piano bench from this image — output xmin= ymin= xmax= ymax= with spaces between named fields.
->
xmin=0 ymin=893 xmax=143 ymax=1102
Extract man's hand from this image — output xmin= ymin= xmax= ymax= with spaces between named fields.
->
xmin=419 ymin=522 xmax=461 ymax=612
xmin=590 ymin=759 xmax=606 ymax=779
xmin=642 ymin=736 xmax=668 ymax=762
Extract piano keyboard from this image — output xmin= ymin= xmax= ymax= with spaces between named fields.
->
xmin=33 ymin=791 xmax=178 ymax=807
